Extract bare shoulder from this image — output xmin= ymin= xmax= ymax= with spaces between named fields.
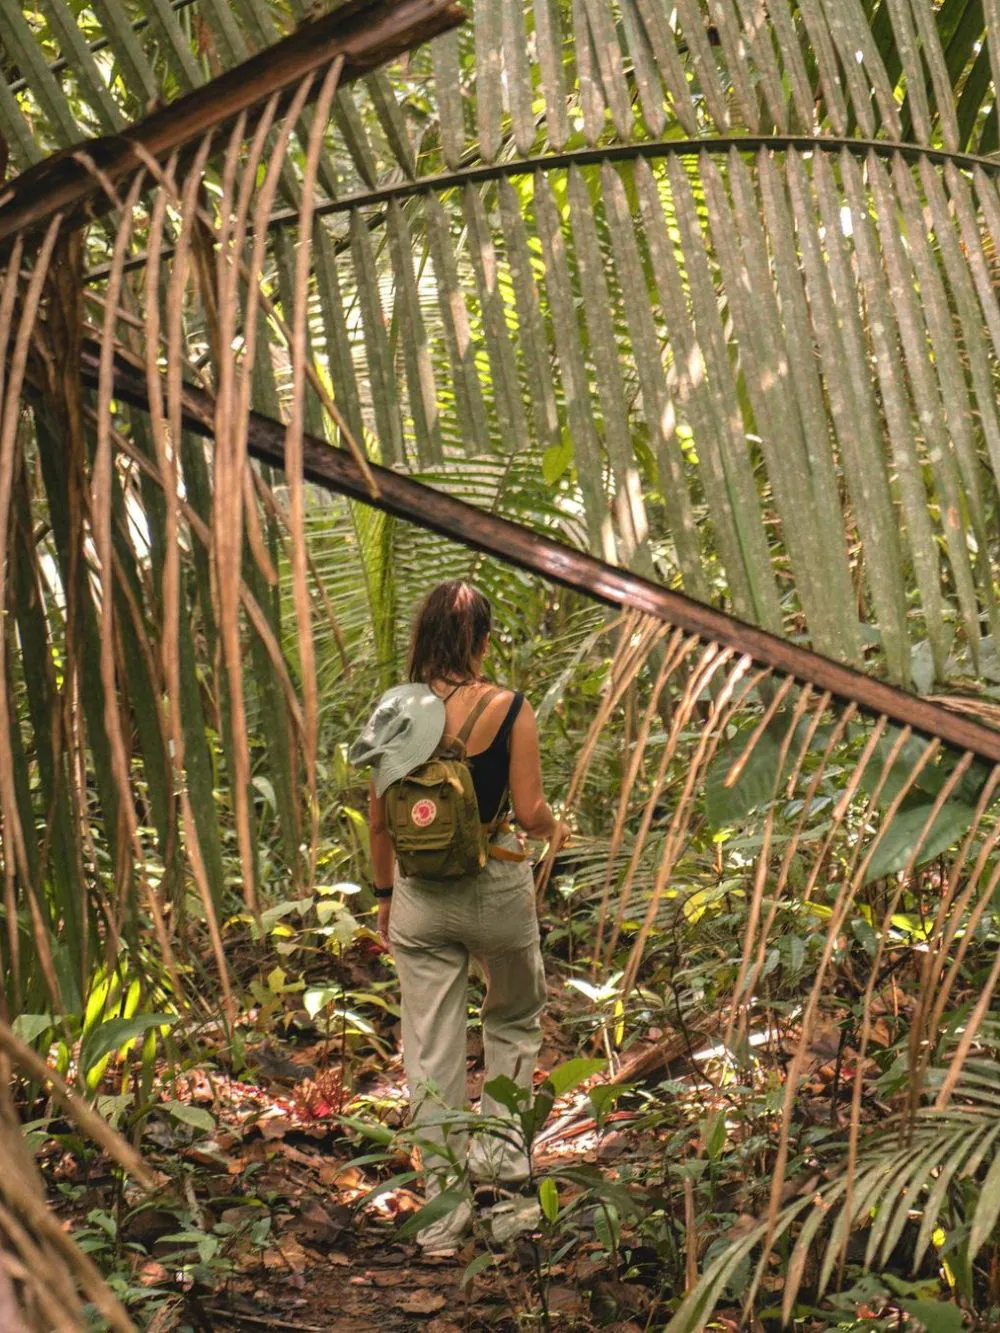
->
xmin=511 ymin=693 xmax=538 ymax=732
xmin=447 ymin=682 xmax=514 ymax=736
xmin=480 ymin=681 xmax=516 ymax=706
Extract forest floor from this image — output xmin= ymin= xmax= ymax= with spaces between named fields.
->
xmin=171 ymin=988 xmax=664 ymax=1333
xmin=41 ymin=950 xmax=692 ymax=1333
xmin=35 ymin=928 xmax=943 ymax=1332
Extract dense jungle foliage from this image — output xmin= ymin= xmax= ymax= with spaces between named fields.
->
xmin=5 ymin=0 xmax=1000 ymax=1330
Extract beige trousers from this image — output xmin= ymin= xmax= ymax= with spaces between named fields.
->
xmin=390 ymin=838 xmax=546 ymax=1243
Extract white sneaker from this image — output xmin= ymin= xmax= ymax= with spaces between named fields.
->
xmin=488 ymin=1197 xmax=543 ymax=1245
xmin=468 ymin=1135 xmax=530 ymax=1185
xmin=416 ymin=1198 xmax=473 ymax=1257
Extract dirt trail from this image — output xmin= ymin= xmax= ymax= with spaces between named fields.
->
xmin=103 ymin=977 xmax=663 ymax=1332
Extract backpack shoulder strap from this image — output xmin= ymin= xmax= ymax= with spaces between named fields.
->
xmin=452 ymin=686 xmax=501 ymax=752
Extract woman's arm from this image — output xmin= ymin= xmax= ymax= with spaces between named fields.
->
xmin=509 ymin=698 xmax=568 ymax=847
xmin=368 ymin=781 xmax=395 ymax=946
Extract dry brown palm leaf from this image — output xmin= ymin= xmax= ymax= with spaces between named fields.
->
xmin=0 ymin=1040 xmax=146 ymax=1331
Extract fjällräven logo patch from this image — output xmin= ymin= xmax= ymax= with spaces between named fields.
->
xmin=411 ymin=798 xmax=438 ymax=828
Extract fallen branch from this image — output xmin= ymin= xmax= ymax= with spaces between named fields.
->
xmin=536 ymin=1031 xmax=699 ymax=1147
xmin=204 ymin=1311 xmax=331 ymax=1332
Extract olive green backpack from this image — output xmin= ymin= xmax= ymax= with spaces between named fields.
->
xmin=384 ymin=688 xmax=502 ymax=881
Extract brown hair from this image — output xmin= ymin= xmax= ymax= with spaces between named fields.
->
xmin=408 ymin=581 xmax=492 ymax=685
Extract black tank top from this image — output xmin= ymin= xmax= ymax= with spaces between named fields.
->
xmin=467 ymin=692 xmax=524 ymax=824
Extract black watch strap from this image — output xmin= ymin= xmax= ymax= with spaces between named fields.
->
xmin=373 ymin=885 xmax=394 ymax=900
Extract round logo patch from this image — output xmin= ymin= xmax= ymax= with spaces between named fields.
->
xmin=411 ymin=798 xmax=438 ymax=828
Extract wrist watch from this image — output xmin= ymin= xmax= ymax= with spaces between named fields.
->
xmin=373 ymin=884 xmax=394 ymax=900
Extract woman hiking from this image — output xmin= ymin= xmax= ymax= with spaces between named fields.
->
xmin=350 ymin=580 xmax=568 ymax=1255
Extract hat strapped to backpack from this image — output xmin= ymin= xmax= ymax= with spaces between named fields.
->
xmin=348 ymin=683 xmax=446 ymax=797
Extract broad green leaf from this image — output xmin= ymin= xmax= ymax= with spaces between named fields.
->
xmin=864 ymin=801 xmax=976 ymax=883
xmin=483 ymin=1074 xmax=525 ymax=1113
xmin=898 ymin=1299 xmax=963 ymax=1333
xmin=79 ymin=1014 xmax=177 ymax=1077
xmin=396 ymin=1188 xmax=466 ymax=1240
xmin=525 ymin=1085 xmax=556 ymax=1139
xmin=589 ymin=1083 xmax=628 ymax=1128
xmin=332 ymin=910 xmax=360 ymax=948
xmin=861 ymin=731 xmax=942 ymax=806
xmin=593 ymin=1202 xmax=620 ymax=1253
xmin=252 ymin=775 xmax=277 ymax=811
xmin=12 ymin=1014 xmax=53 ymax=1046
xmin=304 ymin=987 xmax=339 ymax=1020
xmin=337 ymin=1115 xmax=394 ymax=1145
xmin=163 ymin=1101 xmax=216 ymax=1134
xmin=94 ymin=1095 xmax=132 ymax=1130
xmin=546 ymin=1058 xmax=606 ymax=1098
xmin=969 ymin=1149 xmax=1000 ymax=1258
xmin=705 ymin=730 xmax=783 ymax=829
xmin=462 ymin=1250 xmax=495 ymax=1287
xmin=702 ymin=1112 xmax=727 ymax=1162
xmin=539 ymin=1177 xmax=559 ymax=1223
xmin=542 ymin=437 xmax=573 ymax=486
xmin=260 ymin=901 xmax=299 ymax=931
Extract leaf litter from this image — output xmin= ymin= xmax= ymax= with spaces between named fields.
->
xmin=31 ymin=941 xmax=919 ymax=1332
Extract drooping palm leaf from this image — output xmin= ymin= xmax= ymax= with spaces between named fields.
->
xmin=9 ymin=0 xmax=1000 ymax=678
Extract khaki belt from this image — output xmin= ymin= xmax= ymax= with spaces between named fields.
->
xmin=488 ymin=842 xmax=529 ymax=863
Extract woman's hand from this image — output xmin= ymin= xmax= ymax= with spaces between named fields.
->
xmin=549 ymin=819 xmax=571 ymax=854
xmin=377 ymin=897 xmax=392 ymax=951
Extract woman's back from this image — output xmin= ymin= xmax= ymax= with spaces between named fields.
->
xmin=433 ymin=681 xmax=523 ymax=824
xmin=433 ymin=679 xmax=551 ymax=837
xmin=437 ymin=681 xmax=514 ymax=753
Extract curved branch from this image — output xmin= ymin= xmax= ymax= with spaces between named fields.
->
xmin=83 ymin=130 xmax=1000 ymax=285
xmin=279 ymin=132 xmax=1000 ymax=222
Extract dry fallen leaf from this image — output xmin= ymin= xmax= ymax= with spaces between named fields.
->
xmin=807 ymin=1024 xmax=842 ymax=1061
xmin=722 ymin=1214 xmax=760 ymax=1242
xmin=596 ymin=1132 xmax=629 ymax=1162
xmin=547 ymin=1286 xmax=585 ymax=1313
xmin=221 ymin=1205 xmax=266 ymax=1226
xmin=184 ymin=1143 xmax=228 ymax=1168
xmin=262 ymin=1237 xmax=309 ymax=1272
xmin=274 ymin=1140 xmax=323 ymax=1169
xmin=320 ymin=1163 xmax=366 ymax=1191
xmin=395 ymin=1290 xmax=447 ymax=1314
xmin=368 ymin=1186 xmax=422 ymax=1221
xmin=259 ymin=1117 xmax=292 ymax=1140
xmin=136 ymin=1260 xmax=168 ymax=1287
xmin=172 ymin=1071 xmax=215 ymax=1104
xmin=293 ymin=1199 xmax=351 ymax=1245
xmin=868 ymin=1018 xmax=892 ymax=1048
xmin=371 ymin=1271 xmax=410 ymax=1288
xmin=145 ymin=1300 xmax=185 ymax=1333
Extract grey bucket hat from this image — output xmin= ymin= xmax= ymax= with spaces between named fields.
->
xmin=348 ymin=683 xmax=446 ymax=797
